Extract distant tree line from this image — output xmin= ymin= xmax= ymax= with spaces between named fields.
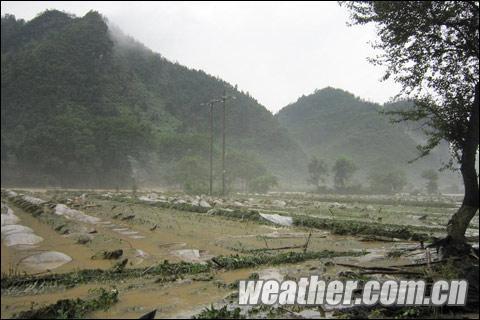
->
xmin=172 ymin=151 xmax=278 ymax=195
xmin=307 ymin=156 xmax=439 ymax=195
xmin=1 ymin=10 xmax=294 ymax=191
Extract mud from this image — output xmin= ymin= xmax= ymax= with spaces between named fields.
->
xmin=1 ymin=189 xmax=477 ymax=319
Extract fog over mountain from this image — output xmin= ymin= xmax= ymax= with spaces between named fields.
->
xmin=276 ymin=87 xmax=461 ymax=190
xmin=1 ymin=10 xmax=305 ymax=190
xmin=1 ymin=10 xmax=459 ymax=192
xmin=0 ymin=1 xmax=402 ymax=113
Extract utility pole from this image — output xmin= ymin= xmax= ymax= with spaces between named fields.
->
xmin=201 ymin=91 xmax=234 ymax=197
xmin=221 ymin=89 xmax=235 ymax=196
xmin=201 ymin=98 xmax=221 ymax=195
xmin=222 ymin=90 xmax=226 ymax=196
xmin=209 ymin=101 xmax=214 ymax=196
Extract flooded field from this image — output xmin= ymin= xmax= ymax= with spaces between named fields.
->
xmin=1 ymin=189 xmax=478 ymax=319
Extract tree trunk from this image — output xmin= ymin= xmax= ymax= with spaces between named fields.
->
xmin=446 ymin=83 xmax=479 ymax=243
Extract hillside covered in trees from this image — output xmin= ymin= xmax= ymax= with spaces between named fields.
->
xmin=276 ymin=87 xmax=459 ymax=191
xmin=1 ymin=10 xmax=305 ymax=191
xmin=1 ymin=10 xmax=459 ymax=193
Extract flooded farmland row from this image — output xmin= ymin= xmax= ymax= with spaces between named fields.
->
xmin=1 ymin=189 xmax=478 ymax=318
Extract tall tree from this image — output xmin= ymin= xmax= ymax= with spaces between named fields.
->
xmin=174 ymin=155 xmax=209 ymax=195
xmin=226 ymin=151 xmax=267 ymax=193
xmin=421 ymin=169 xmax=439 ymax=194
xmin=368 ymin=169 xmax=407 ymax=194
xmin=248 ymin=174 xmax=279 ymax=194
xmin=307 ymin=156 xmax=328 ymax=190
xmin=333 ymin=157 xmax=357 ymax=190
xmin=343 ymin=1 xmax=479 ymax=246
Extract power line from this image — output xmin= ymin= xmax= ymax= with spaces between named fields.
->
xmin=201 ymin=90 xmax=235 ymax=196
xmin=200 ymin=98 xmax=221 ymax=195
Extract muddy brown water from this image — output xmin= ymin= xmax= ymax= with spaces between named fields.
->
xmin=1 ymin=203 xmax=111 ymax=274
xmin=1 ymin=191 xmax=464 ymax=319
xmin=1 ymin=253 xmax=412 ymax=319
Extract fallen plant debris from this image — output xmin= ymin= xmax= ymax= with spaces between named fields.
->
xmin=91 ymin=249 xmax=124 ymax=260
xmin=12 ymin=288 xmax=118 ymax=319
xmin=292 ymin=215 xmax=436 ymax=241
xmin=1 ymin=260 xmax=210 ymax=292
xmin=101 ymin=193 xmax=445 ymax=241
xmin=1 ymin=250 xmax=365 ymax=292
xmin=212 ymin=250 xmax=366 ymax=270
xmin=193 ymin=305 xmax=244 ymax=319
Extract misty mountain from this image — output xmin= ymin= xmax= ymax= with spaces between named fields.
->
xmin=276 ymin=87 xmax=459 ymax=189
xmin=1 ymin=10 xmax=459 ymax=192
xmin=1 ymin=10 xmax=305 ymax=189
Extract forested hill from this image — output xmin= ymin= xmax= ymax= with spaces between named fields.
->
xmin=276 ymin=87 xmax=458 ymax=188
xmin=1 ymin=10 xmax=305 ymax=189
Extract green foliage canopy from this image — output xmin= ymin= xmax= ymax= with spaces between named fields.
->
xmin=333 ymin=157 xmax=357 ymax=190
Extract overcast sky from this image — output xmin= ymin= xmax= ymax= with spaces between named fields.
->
xmin=1 ymin=1 xmax=401 ymax=113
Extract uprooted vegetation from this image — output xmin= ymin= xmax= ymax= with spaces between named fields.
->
xmin=12 ymin=288 xmax=118 ymax=319
xmin=1 ymin=250 xmax=364 ymax=293
xmin=192 ymin=255 xmax=480 ymax=319
xmin=332 ymin=256 xmax=479 ymax=319
xmin=264 ymin=193 xmax=459 ymax=208
xmin=1 ymin=260 xmax=210 ymax=292
xmin=212 ymin=250 xmax=365 ymax=270
xmin=193 ymin=305 xmax=244 ymax=319
xmin=292 ymin=215 xmax=435 ymax=241
xmin=97 ymin=192 xmax=445 ymax=241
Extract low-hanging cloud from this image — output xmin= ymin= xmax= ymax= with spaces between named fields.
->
xmin=1 ymin=1 xmax=401 ymax=113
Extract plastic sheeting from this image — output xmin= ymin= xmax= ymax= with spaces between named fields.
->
xmin=3 ymin=232 xmax=44 ymax=247
xmin=1 ymin=204 xmax=44 ymax=247
xmin=20 ymin=251 xmax=72 ymax=271
xmin=1 ymin=225 xmax=34 ymax=236
xmin=1 ymin=203 xmax=20 ymax=226
xmin=54 ymin=204 xmax=101 ymax=224
xmin=259 ymin=213 xmax=293 ymax=226
xmin=21 ymin=195 xmax=46 ymax=205
xmin=6 ymin=190 xmax=18 ymax=197
xmin=171 ymin=249 xmax=213 ymax=263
